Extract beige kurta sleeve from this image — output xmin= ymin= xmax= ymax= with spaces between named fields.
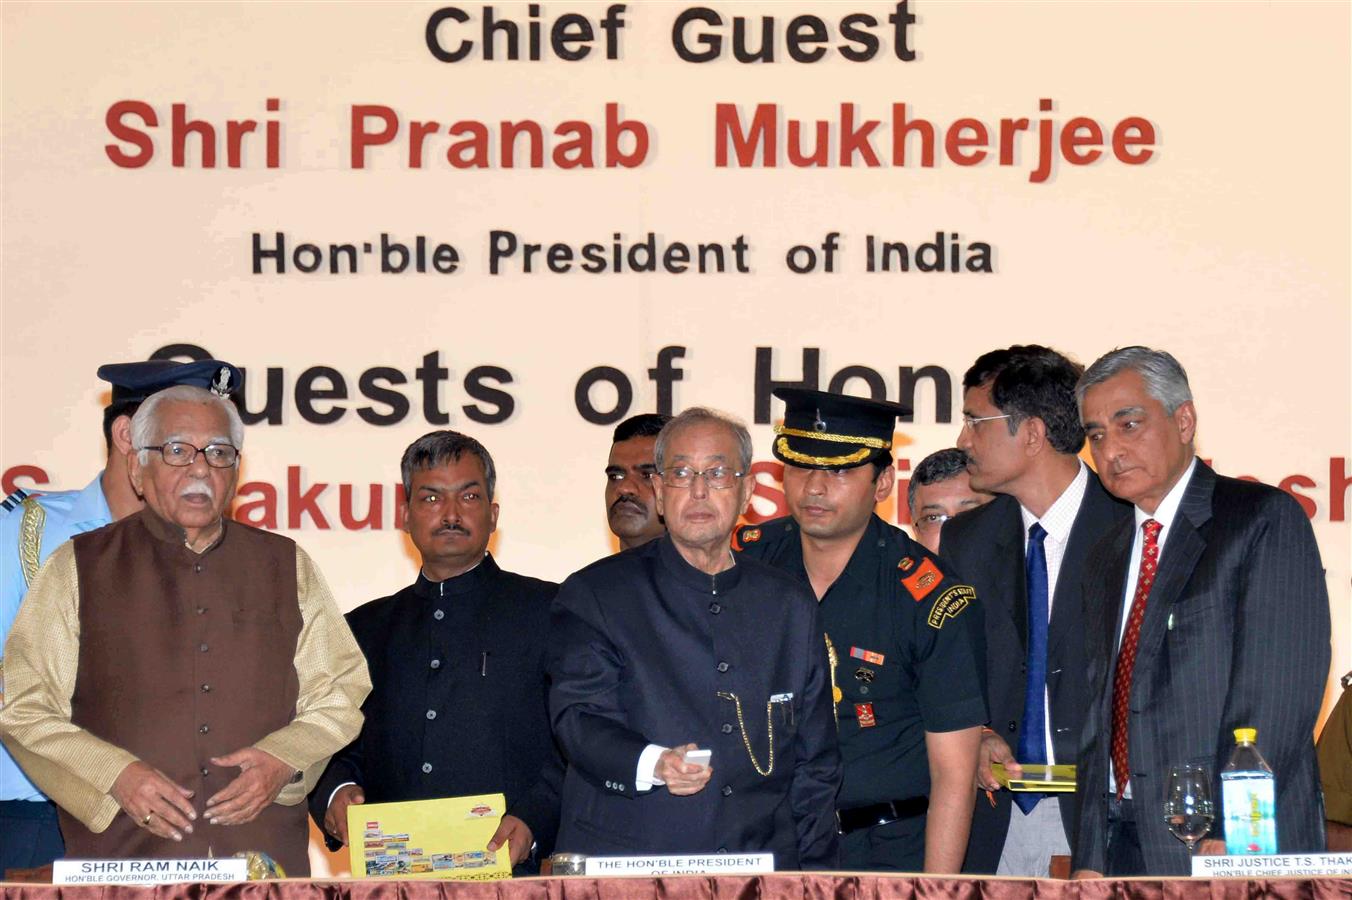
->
xmin=255 ymin=545 xmax=371 ymax=806
xmin=0 ymin=542 xmax=138 ymax=830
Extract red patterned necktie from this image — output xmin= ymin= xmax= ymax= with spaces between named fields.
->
xmin=1111 ymin=518 xmax=1162 ymax=798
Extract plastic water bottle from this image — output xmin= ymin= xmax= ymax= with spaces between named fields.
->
xmin=1220 ymin=727 xmax=1277 ymax=855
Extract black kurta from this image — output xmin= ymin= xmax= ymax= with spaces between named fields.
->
xmin=310 ymin=555 xmax=562 ymax=863
xmin=548 ymin=536 xmax=842 ymax=870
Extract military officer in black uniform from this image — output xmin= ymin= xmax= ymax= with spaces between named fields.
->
xmin=737 ymin=389 xmax=987 ymax=873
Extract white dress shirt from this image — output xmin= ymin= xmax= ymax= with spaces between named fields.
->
xmin=1018 ymin=461 xmax=1090 ymax=765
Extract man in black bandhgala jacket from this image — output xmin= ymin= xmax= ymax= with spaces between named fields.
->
xmin=309 ymin=430 xmax=562 ymax=873
xmin=548 ymin=408 xmax=842 ymax=869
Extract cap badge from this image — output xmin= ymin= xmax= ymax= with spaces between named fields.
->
xmin=211 ymin=366 xmax=232 ymax=397
xmin=812 ymin=408 xmax=827 ymax=432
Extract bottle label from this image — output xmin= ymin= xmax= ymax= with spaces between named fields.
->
xmin=1221 ymin=776 xmax=1277 ymax=855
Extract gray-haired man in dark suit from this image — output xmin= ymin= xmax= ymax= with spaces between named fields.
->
xmin=1071 ymin=346 xmax=1330 ymax=877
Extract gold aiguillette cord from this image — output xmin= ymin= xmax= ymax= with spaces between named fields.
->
xmin=824 ymin=633 xmax=841 ymax=722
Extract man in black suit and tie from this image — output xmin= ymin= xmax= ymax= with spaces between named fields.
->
xmin=1070 ymin=347 xmax=1330 ymax=877
xmin=943 ymin=346 xmax=1132 ymax=876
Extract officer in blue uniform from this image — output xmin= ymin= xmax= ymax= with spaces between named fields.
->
xmin=0 ymin=357 xmax=240 ymax=874
xmin=736 ymin=388 xmax=987 ymax=873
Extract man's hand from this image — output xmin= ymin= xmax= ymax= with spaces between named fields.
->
xmin=975 ymin=730 xmax=1021 ymax=791
xmin=110 ymin=760 xmax=197 ymax=842
xmin=324 ymin=784 xmax=365 ymax=846
xmin=205 ymin=747 xmax=294 ymax=825
xmin=1071 ymin=869 xmax=1103 ymax=879
xmin=487 ymin=814 xmax=533 ymax=866
xmin=655 ymin=743 xmax=712 ymax=796
xmin=1197 ymin=839 xmax=1225 ymax=855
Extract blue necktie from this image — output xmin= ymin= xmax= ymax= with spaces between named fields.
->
xmin=1014 ymin=522 xmax=1049 ymax=815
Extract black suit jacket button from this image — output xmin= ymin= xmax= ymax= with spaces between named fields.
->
xmin=721 ymin=785 xmax=733 ymax=797
xmin=709 ymin=602 xmax=722 ymax=614
xmin=716 ymin=662 xmax=729 ymax=673
xmin=1007 ymin=720 xmax=1017 ymax=733
xmin=721 ymin=723 xmax=733 ymax=734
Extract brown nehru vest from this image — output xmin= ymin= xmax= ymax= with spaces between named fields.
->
xmin=63 ymin=508 xmax=309 ymax=875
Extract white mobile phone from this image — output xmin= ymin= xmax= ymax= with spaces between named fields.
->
xmin=683 ymin=748 xmax=712 ymax=769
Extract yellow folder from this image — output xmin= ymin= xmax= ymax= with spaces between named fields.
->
xmin=992 ymin=764 xmax=1077 ymax=792
xmin=347 ymin=793 xmax=513 ymax=881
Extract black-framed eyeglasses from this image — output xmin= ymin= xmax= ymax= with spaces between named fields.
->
xmin=139 ymin=441 xmax=240 ymax=468
xmin=660 ymin=465 xmax=744 ymax=490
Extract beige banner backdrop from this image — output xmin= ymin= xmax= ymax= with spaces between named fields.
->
xmin=3 ymin=0 xmax=1348 ymax=873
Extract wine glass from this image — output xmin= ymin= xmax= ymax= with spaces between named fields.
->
xmin=1164 ymin=763 xmax=1214 ymax=855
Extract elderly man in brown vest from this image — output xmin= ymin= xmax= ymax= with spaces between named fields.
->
xmin=0 ymin=384 xmax=370 ymax=875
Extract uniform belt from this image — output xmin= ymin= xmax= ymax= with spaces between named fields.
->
xmin=836 ymin=796 xmax=928 ymax=834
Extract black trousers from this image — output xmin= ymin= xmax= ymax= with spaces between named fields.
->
xmin=840 ymin=811 xmax=927 ymax=872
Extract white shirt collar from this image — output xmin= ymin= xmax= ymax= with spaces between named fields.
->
xmin=1020 ymin=460 xmax=1089 ymax=544
xmin=1134 ymin=457 xmax=1198 ymax=531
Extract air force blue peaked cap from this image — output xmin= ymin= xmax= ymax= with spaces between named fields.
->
xmin=96 ymin=359 xmax=242 ymax=404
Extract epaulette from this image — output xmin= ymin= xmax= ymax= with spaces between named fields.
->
xmin=733 ymin=523 xmax=765 ymax=549
xmin=18 ymin=495 xmax=47 ymax=586
xmin=896 ymin=545 xmax=977 ymax=629
xmin=732 ymin=517 xmax=795 ymax=552
xmin=898 ymin=553 xmax=945 ymax=603
xmin=1 ymin=487 xmax=30 ymax=513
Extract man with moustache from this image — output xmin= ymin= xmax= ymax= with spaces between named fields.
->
xmin=737 ymin=389 xmax=986 ymax=873
xmin=942 ymin=345 xmax=1131 ymax=877
xmin=906 ymin=448 xmax=994 ymax=554
xmin=1071 ymin=347 xmax=1329 ymax=877
xmin=0 ymin=385 xmax=369 ymax=875
xmin=604 ymin=413 xmax=671 ymax=550
xmin=550 ymin=408 xmax=841 ymax=868
xmin=0 ymin=358 xmax=240 ymax=873
xmin=311 ymin=431 xmax=562 ymax=873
